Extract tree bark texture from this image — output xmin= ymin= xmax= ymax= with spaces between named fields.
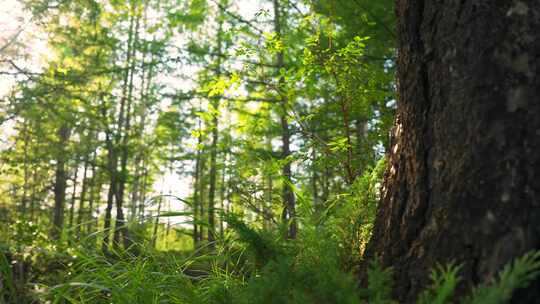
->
xmin=364 ymin=0 xmax=540 ymax=302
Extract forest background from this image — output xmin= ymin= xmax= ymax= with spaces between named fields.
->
xmin=1 ymin=0 xmax=539 ymax=303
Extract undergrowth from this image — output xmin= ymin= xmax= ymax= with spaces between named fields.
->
xmin=36 ymin=224 xmax=540 ymax=304
xmin=2 ymin=162 xmax=540 ymax=304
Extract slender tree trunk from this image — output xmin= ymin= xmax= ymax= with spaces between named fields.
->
xmin=75 ymin=156 xmax=89 ymax=238
xmin=98 ymin=68 xmax=118 ymax=253
xmin=263 ymin=135 xmax=272 ymax=230
xmin=29 ymin=167 xmax=37 ymax=222
xmin=320 ymin=129 xmax=330 ymax=204
xmin=68 ymin=163 xmax=79 ymax=241
xmin=338 ymin=94 xmax=356 ymax=184
xmin=311 ymin=149 xmax=321 ymax=217
xmin=151 ymin=191 xmax=163 ymax=248
xmin=88 ymin=180 xmax=102 ymax=242
xmin=21 ymin=119 xmax=29 ymax=215
xmin=355 ymin=118 xmax=368 ymax=174
xmin=113 ymin=6 xmax=140 ymax=250
xmin=226 ymin=173 xmax=232 ymax=216
xmin=192 ymin=113 xmax=203 ymax=247
xmin=363 ymin=1 xmax=540 ymax=302
xmin=273 ymin=0 xmax=296 ymax=239
xmin=86 ymin=182 xmax=97 ymax=235
xmin=139 ymin=163 xmax=149 ymax=220
xmin=86 ymin=153 xmax=98 ymax=236
xmin=52 ymin=125 xmax=71 ymax=240
xmin=130 ymin=162 xmax=141 ymax=221
xmin=102 ymin=130 xmax=116 ymax=253
xmin=207 ymin=103 xmax=219 ymax=247
xmin=198 ymin=153 xmax=207 ymax=242
xmin=207 ymin=12 xmax=224 ymax=247
xmin=219 ymin=159 xmax=226 ymax=238
xmin=130 ymin=0 xmax=151 ymax=222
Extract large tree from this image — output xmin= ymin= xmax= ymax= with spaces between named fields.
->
xmin=364 ymin=0 xmax=540 ymax=302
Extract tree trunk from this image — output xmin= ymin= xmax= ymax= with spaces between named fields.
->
xmin=68 ymin=163 xmax=79 ymax=230
xmin=130 ymin=1 xmax=152 ymax=222
xmin=102 ymin=130 xmax=117 ymax=253
xmin=192 ymin=116 xmax=203 ymax=247
xmin=207 ymin=8 xmax=225 ymax=248
xmin=311 ymin=149 xmax=321 ymax=218
xmin=76 ymin=155 xmax=89 ymax=238
xmin=21 ymin=119 xmax=29 ymax=215
xmin=363 ymin=1 xmax=540 ymax=302
xmin=139 ymin=162 xmax=149 ymax=220
xmin=355 ymin=118 xmax=369 ymax=174
xmin=264 ymin=135 xmax=273 ymax=230
xmin=273 ymin=0 xmax=296 ymax=239
xmin=51 ymin=125 xmax=71 ymax=240
xmin=86 ymin=152 xmax=98 ymax=237
xmin=151 ymin=192 xmax=163 ymax=248
xmin=113 ymin=5 xmax=140 ymax=250
xmin=198 ymin=153 xmax=207 ymax=242
xmin=207 ymin=109 xmax=218 ymax=246
xmin=29 ymin=168 xmax=37 ymax=222
xmin=219 ymin=157 xmax=226 ymax=238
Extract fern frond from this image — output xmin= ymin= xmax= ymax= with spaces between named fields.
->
xmin=417 ymin=262 xmax=461 ymax=304
xmin=465 ymin=250 xmax=540 ymax=304
xmin=362 ymin=261 xmax=396 ymax=304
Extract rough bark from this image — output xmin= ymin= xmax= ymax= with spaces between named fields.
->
xmin=364 ymin=1 xmax=540 ymax=302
